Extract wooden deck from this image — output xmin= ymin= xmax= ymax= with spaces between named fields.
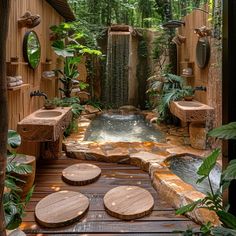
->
xmin=21 ymin=156 xmax=199 ymax=235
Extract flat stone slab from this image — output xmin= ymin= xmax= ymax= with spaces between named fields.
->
xmin=62 ymin=163 xmax=101 ymax=185
xmin=104 ymin=186 xmax=154 ymax=220
xmin=35 ymin=191 xmax=89 ymax=227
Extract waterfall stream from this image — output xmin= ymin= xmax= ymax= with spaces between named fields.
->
xmin=105 ymin=32 xmax=130 ymax=107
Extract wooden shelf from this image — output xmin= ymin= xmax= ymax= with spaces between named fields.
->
xmin=21 ymin=62 xmax=29 ymax=65
xmin=6 ymin=62 xmax=28 ymax=65
xmin=8 ymin=83 xmax=30 ymax=91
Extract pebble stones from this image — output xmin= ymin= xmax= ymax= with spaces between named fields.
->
xmin=35 ymin=191 xmax=89 ymax=227
xmin=104 ymin=186 xmax=154 ymax=220
xmin=62 ymin=163 xmax=101 ymax=186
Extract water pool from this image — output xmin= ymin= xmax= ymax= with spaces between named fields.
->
xmin=167 ymin=155 xmax=221 ymax=195
xmin=84 ymin=113 xmax=165 ymax=142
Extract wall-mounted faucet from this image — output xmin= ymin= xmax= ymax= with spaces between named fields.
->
xmin=30 ymin=90 xmax=48 ymax=99
xmin=194 ymin=86 xmax=207 ymax=92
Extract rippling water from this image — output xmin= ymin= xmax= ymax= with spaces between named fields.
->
xmin=168 ymin=155 xmax=221 ymax=195
xmin=84 ymin=113 xmax=165 ymax=142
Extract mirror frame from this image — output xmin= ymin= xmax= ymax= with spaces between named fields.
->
xmin=195 ymin=37 xmax=210 ymax=69
xmin=23 ymin=31 xmax=41 ymax=69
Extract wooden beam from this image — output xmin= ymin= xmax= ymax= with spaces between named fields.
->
xmin=222 ymin=0 xmax=236 ymax=215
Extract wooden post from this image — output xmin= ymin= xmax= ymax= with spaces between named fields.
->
xmin=222 ymin=0 xmax=236 ymax=215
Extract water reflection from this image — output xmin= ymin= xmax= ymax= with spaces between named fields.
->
xmin=84 ymin=113 xmax=165 ymax=142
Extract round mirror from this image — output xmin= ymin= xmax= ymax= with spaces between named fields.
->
xmin=196 ymin=37 xmax=210 ymax=69
xmin=23 ymin=31 xmax=41 ymax=69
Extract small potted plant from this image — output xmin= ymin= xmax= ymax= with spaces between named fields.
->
xmin=44 ymin=98 xmax=59 ymax=110
xmin=182 ymin=86 xmax=194 ymax=101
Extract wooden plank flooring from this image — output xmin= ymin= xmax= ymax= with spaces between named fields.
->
xmin=21 ymin=156 xmax=199 ymax=235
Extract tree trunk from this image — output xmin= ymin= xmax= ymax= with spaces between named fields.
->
xmin=0 ymin=1 xmax=11 ymax=235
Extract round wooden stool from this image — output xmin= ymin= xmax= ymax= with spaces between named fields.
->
xmin=35 ymin=191 xmax=89 ymax=228
xmin=104 ymin=186 xmax=154 ymax=220
xmin=62 ymin=163 xmax=101 ymax=185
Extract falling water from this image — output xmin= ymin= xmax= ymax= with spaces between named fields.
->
xmin=104 ymin=32 xmax=130 ymax=107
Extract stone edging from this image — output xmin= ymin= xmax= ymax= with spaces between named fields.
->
xmin=64 ymin=111 xmax=220 ymax=226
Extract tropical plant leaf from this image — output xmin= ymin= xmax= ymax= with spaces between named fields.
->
xmin=197 ymin=149 xmax=220 ymax=183
xmin=222 ymin=159 xmax=236 ymax=183
xmin=217 ymin=211 xmax=236 ymax=229
xmin=208 ymin=122 xmax=236 ymax=140
xmin=52 ymin=40 xmax=74 ymax=57
xmin=8 ymin=130 xmax=21 ymax=148
xmin=212 ymin=227 xmax=236 ymax=236
xmin=7 ymin=163 xmax=32 ymax=175
xmin=5 ymin=213 xmax=22 ymax=230
xmin=25 ymin=185 xmax=35 ymax=205
xmin=175 ymin=199 xmax=202 ymax=215
xmin=4 ymin=178 xmax=21 ymax=191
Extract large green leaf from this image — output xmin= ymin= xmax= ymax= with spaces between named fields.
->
xmin=7 ymin=163 xmax=32 ymax=175
xmin=175 ymin=199 xmax=202 ymax=215
xmin=212 ymin=227 xmax=236 ymax=236
xmin=5 ymin=213 xmax=22 ymax=230
xmin=217 ymin=211 xmax=236 ymax=229
xmin=52 ymin=40 xmax=74 ymax=57
xmin=197 ymin=149 xmax=220 ymax=183
xmin=208 ymin=122 xmax=236 ymax=140
xmin=8 ymin=130 xmax=21 ymax=148
xmin=222 ymin=159 xmax=236 ymax=183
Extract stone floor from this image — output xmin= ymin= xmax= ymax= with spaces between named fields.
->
xmin=63 ymin=110 xmax=220 ymax=226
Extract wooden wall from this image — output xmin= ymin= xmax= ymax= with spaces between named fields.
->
xmin=7 ymin=0 xmax=64 ymax=131
xmin=178 ymin=7 xmax=222 ymax=127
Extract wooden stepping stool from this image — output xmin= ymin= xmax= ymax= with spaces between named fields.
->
xmin=35 ymin=191 xmax=89 ymax=227
xmin=62 ymin=163 xmax=101 ymax=185
xmin=104 ymin=186 xmax=154 ymax=220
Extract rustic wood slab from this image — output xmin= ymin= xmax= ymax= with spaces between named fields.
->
xmin=62 ymin=163 xmax=101 ymax=185
xmin=104 ymin=186 xmax=154 ymax=220
xmin=35 ymin=191 xmax=89 ymax=228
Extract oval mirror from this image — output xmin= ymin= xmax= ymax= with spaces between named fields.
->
xmin=23 ymin=31 xmax=41 ymax=69
xmin=196 ymin=37 xmax=210 ymax=69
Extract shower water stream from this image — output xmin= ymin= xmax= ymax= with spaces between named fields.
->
xmin=104 ymin=31 xmax=130 ymax=107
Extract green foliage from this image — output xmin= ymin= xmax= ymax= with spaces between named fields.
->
xmin=176 ymin=121 xmax=236 ymax=235
xmin=212 ymin=227 xmax=236 ymax=236
xmin=7 ymin=130 xmax=21 ymax=148
xmin=4 ymin=186 xmax=34 ymax=230
xmin=147 ymin=73 xmax=194 ymax=122
xmin=4 ymin=130 xmax=34 ymax=230
xmin=197 ymin=149 xmax=221 ymax=184
xmin=217 ymin=211 xmax=236 ymax=229
xmin=221 ymin=160 xmax=236 ymax=187
xmin=208 ymin=122 xmax=236 ymax=140
xmin=50 ymin=22 xmax=101 ymax=98
xmin=175 ymin=199 xmax=202 ymax=215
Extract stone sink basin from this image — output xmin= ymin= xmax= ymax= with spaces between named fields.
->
xmin=17 ymin=107 xmax=72 ymax=142
xmin=170 ymin=100 xmax=214 ymax=122
xmin=34 ymin=110 xmax=63 ymax=118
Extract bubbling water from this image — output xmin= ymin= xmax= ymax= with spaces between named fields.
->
xmin=84 ymin=113 xmax=165 ymax=142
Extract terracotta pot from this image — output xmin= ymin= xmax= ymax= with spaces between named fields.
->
xmin=11 ymin=154 xmax=36 ymax=197
xmin=184 ymin=96 xmax=194 ymax=101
